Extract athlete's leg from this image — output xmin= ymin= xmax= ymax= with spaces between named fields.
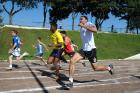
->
xmin=91 ymin=62 xmax=108 ymax=71
xmin=36 ymin=56 xmax=47 ymax=65
xmin=88 ymin=49 xmax=114 ymax=74
xmin=66 ymin=52 xmax=83 ymax=88
xmin=60 ymin=56 xmax=67 ymax=63
xmin=8 ymin=55 xmax=13 ymax=69
xmin=60 ymin=51 xmax=68 ymax=63
xmin=69 ymin=52 xmax=83 ymax=82
xmin=47 ymin=56 xmax=55 ymax=64
xmin=47 ymin=49 xmax=56 ymax=64
xmin=17 ymin=52 xmax=29 ymax=61
xmin=40 ymin=57 xmax=47 ymax=65
xmin=53 ymin=57 xmax=60 ymax=78
xmin=90 ymin=62 xmax=113 ymax=75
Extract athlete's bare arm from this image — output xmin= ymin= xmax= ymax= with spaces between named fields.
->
xmin=38 ymin=40 xmax=48 ymax=51
xmin=79 ymin=23 xmax=97 ymax=33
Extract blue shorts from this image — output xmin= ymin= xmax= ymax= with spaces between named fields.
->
xmin=36 ymin=53 xmax=43 ymax=57
xmin=50 ymin=48 xmax=64 ymax=59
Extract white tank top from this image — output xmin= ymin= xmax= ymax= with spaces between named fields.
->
xmin=80 ymin=22 xmax=96 ymax=51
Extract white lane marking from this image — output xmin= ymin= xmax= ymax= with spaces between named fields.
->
xmin=0 ymin=66 xmax=47 ymax=69
xmin=0 ymin=71 xmax=40 ymax=73
xmin=1 ymin=63 xmax=140 ymax=68
xmin=74 ymin=81 xmax=140 ymax=89
xmin=0 ymin=70 xmax=139 ymax=81
xmin=0 ymin=67 xmax=139 ymax=74
xmin=0 ymin=76 xmax=47 ymax=80
xmin=0 ymin=80 xmax=140 ymax=93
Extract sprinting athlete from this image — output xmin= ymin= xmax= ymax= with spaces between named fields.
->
xmin=60 ymin=31 xmax=75 ymax=59
xmin=66 ymin=16 xmax=114 ymax=88
xmin=33 ymin=37 xmax=48 ymax=65
xmin=47 ymin=23 xmax=64 ymax=80
xmin=7 ymin=30 xmax=29 ymax=70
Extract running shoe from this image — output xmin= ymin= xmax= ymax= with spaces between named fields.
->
xmin=108 ymin=64 xmax=114 ymax=75
xmin=65 ymin=81 xmax=73 ymax=88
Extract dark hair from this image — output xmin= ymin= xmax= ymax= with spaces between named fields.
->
xmin=37 ymin=37 xmax=42 ymax=40
xmin=60 ymin=30 xmax=67 ymax=35
xmin=80 ymin=15 xmax=88 ymax=21
xmin=71 ymin=40 xmax=74 ymax=43
xmin=12 ymin=30 xmax=18 ymax=34
xmin=51 ymin=23 xmax=57 ymax=29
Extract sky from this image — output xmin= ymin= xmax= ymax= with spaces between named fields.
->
xmin=1 ymin=2 xmax=127 ymax=32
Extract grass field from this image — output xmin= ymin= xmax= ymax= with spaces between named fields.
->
xmin=0 ymin=27 xmax=140 ymax=60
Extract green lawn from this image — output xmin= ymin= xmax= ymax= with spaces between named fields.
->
xmin=0 ymin=27 xmax=140 ymax=60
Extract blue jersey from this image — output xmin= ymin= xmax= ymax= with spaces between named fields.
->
xmin=36 ymin=43 xmax=44 ymax=54
xmin=13 ymin=35 xmax=21 ymax=48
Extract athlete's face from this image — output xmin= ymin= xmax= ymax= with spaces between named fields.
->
xmin=50 ymin=25 xmax=56 ymax=33
xmin=80 ymin=17 xmax=87 ymax=24
xmin=11 ymin=31 xmax=16 ymax=36
xmin=60 ymin=33 xmax=64 ymax=37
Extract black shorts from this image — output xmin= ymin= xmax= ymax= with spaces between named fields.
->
xmin=50 ymin=48 xmax=64 ymax=59
xmin=65 ymin=51 xmax=75 ymax=57
xmin=78 ymin=48 xmax=97 ymax=63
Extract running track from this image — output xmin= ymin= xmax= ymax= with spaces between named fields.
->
xmin=0 ymin=60 xmax=140 ymax=93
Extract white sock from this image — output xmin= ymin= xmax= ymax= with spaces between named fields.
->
xmin=9 ymin=65 xmax=12 ymax=68
xmin=108 ymin=66 xmax=111 ymax=71
xmin=69 ymin=78 xmax=73 ymax=82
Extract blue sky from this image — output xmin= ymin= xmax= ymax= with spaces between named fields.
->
xmin=1 ymin=2 xmax=127 ymax=31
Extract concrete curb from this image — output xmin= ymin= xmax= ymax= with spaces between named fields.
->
xmin=124 ymin=53 xmax=140 ymax=60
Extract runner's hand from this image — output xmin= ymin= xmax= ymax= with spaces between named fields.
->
xmin=8 ymin=49 xmax=12 ymax=54
xmin=79 ymin=23 xmax=85 ymax=27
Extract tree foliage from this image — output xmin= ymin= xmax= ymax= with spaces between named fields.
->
xmin=111 ymin=0 xmax=140 ymax=33
xmin=0 ymin=0 xmax=139 ymax=33
xmin=49 ymin=0 xmax=72 ymax=24
xmin=1 ymin=0 xmax=39 ymax=25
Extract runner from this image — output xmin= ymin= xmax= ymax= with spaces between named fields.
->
xmin=60 ymin=31 xmax=75 ymax=63
xmin=7 ymin=30 xmax=29 ymax=70
xmin=60 ymin=31 xmax=86 ymax=67
xmin=32 ymin=37 xmax=48 ymax=65
xmin=47 ymin=23 xmax=64 ymax=80
xmin=66 ymin=16 xmax=114 ymax=88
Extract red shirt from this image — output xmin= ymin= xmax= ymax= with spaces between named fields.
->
xmin=64 ymin=36 xmax=74 ymax=53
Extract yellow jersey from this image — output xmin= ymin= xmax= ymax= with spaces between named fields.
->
xmin=50 ymin=30 xmax=64 ymax=49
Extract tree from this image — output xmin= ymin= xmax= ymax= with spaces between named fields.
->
xmin=48 ymin=0 xmax=118 ymax=32
xmin=68 ymin=0 xmax=83 ymax=30
xmin=129 ymin=8 xmax=140 ymax=34
xmin=0 ymin=6 xmax=3 ymax=25
xmin=1 ymin=0 xmax=39 ymax=25
xmin=42 ymin=0 xmax=48 ymax=27
xmin=42 ymin=0 xmax=52 ymax=27
xmin=90 ymin=0 xmax=114 ymax=31
xmin=49 ymin=0 xmax=72 ymax=24
xmin=111 ymin=0 xmax=140 ymax=33
xmin=128 ymin=0 xmax=140 ymax=34
xmin=71 ymin=0 xmax=112 ymax=31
